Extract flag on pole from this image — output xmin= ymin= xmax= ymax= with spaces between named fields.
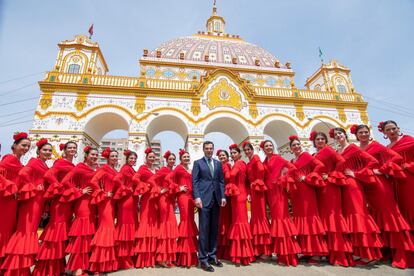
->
xmin=88 ymin=24 xmax=94 ymax=39
xmin=318 ymin=47 xmax=323 ymax=63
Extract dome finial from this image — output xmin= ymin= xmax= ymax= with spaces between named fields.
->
xmin=206 ymin=0 xmax=225 ymax=34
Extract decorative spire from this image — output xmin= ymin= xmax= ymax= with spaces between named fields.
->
xmin=206 ymin=0 xmax=225 ymax=34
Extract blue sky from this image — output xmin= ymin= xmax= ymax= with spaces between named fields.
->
xmin=1 ymin=0 xmax=414 ymax=156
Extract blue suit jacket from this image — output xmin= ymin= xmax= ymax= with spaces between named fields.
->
xmin=192 ymin=157 xmax=225 ymax=207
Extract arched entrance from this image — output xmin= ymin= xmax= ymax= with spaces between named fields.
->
xmin=263 ymin=120 xmax=298 ymax=159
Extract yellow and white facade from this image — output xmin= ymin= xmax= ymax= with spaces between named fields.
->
xmin=28 ymin=4 xmax=369 ymax=163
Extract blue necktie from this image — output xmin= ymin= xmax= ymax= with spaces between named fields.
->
xmin=207 ymin=158 xmax=214 ymax=177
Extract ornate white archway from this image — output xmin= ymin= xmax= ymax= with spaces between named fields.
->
xmin=263 ymin=120 xmax=298 ymax=159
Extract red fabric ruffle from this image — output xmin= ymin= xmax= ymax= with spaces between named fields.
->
xmin=354 ymin=167 xmax=377 ymax=184
xmin=134 ymin=181 xmax=150 ymax=196
xmin=176 ymin=251 xmax=198 ymax=267
xmin=59 ymin=187 xmax=82 ymax=202
xmin=32 ymin=259 xmax=65 ymax=276
xmin=250 ymin=179 xmax=267 ymax=192
xmin=380 ymin=161 xmax=406 ymax=179
xmin=36 ymin=240 xmax=66 ymax=260
xmin=178 ymin=220 xmax=198 ymax=237
xmin=0 ymin=175 xmax=17 ymax=197
xmin=116 ymin=223 xmax=137 ymax=242
xmin=293 ymin=216 xmax=326 ymax=235
xmin=113 ymin=186 xmax=133 ymax=199
xmin=5 ymin=231 xmax=38 ymax=255
xmin=68 ymin=216 xmax=95 ymax=236
xmin=65 ymin=236 xmax=93 ymax=254
xmin=44 ymin=182 xmax=63 ymax=199
xmin=66 ymin=252 xmax=89 ymax=271
xmin=327 ymin=171 xmax=348 ymax=186
xmin=305 ymin=172 xmax=326 ymax=187
xmin=39 ymin=221 xmax=69 ymax=242
xmin=225 ymin=183 xmax=240 ymax=196
xmin=18 ymin=183 xmax=41 ymax=201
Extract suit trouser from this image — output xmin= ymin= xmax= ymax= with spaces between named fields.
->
xmin=198 ymin=197 xmax=220 ymax=264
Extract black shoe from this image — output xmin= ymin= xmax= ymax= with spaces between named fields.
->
xmin=201 ymin=262 xmax=215 ymax=272
xmin=208 ymin=258 xmax=223 ymax=267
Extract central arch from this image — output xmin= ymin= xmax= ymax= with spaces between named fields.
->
xmin=263 ymin=119 xmax=298 ymax=159
xmin=203 ymin=116 xmax=250 ymax=150
xmin=84 ymin=111 xmax=129 ymax=144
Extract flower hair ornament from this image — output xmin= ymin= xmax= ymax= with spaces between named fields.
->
xmin=13 ymin=132 xmax=28 ymax=142
xmin=83 ymin=145 xmax=92 ymax=153
xmin=229 ymin=143 xmax=238 ymax=150
xmin=144 ymin=147 xmax=153 ymax=155
xmin=101 ymin=147 xmax=111 ymax=159
xmin=329 ymin=128 xmax=335 ymax=138
xmin=288 ymin=135 xmax=299 ymax=141
xmin=179 ymin=149 xmax=187 ymax=157
xmin=242 ymin=141 xmax=251 ymax=148
xmin=350 ymin=124 xmax=359 ymax=135
xmin=309 ymin=131 xmax=317 ymax=141
xmin=163 ymin=150 xmax=172 ymax=159
xmin=216 ymin=149 xmax=223 ymax=156
xmin=259 ymin=141 xmax=266 ymax=149
xmin=36 ymin=138 xmax=48 ymax=149
xmin=59 ymin=143 xmax=65 ymax=151
xmin=377 ymin=121 xmax=385 ymax=133
xmin=123 ymin=149 xmax=131 ymax=157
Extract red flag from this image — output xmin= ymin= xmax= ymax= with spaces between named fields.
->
xmin=88 ymin=24 xmax=94 ymax=38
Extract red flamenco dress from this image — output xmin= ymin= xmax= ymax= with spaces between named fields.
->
xmin=340 ymin=144 xmax=383 ymax=261
xmin=0 ymin=154 xmax=22 ymax=268
xmin=133 ymin=165 xmax=158 ymax=268
xmin=1 ymin=157 xmax=49 ymax=276
xmin=174 ymin=164 xmax=199 ymax=267
xmin=113 ymin=164 xmax=138 ymax=270
xmin=89 ymin=164 xmax=118 ymax=273
xmin=33 ymin=158 xmax=75 ymax=276
xmin=153 ymin=166 xmax=179 ymax=265
xmin=246 ymin=154 xmax=272 ymax=256
xmin=217 ymin=161 xmax=232 ymax=260
xmin=225 ymin=159 xmax=255 ymax=265
xmin=289 ymin=152 xmax=329 ymax=258
xmin=314 ymin=146 xmax=353 ymax=266
xmin=62 ymin=163 xmax=97 ymax=272
xmin=389 ymin=135 xmax=414 ymax=229
xmin=263 ymin=154 xmax=300 ymax=266
xmin=364 ymin=141 xmax=414 ymax=268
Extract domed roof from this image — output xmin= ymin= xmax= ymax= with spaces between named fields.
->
xmin=145 ymin=35 xmax=288 ymax=71
xmin=141 ymin=4 xmax=291 ymax=73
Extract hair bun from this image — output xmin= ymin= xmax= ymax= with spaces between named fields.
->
xmin=13 ymin=132 xmax=28 ymax=142
xmin=101 ymin=147 xmax=111 ymax=158
xmin=36 ymin=138 xmax=48 ymax=148
xmin=309 ymin=131 xmax=317 ymax=141
xmin=144 ymin=147 xmax=153 ymax=155
xmin=229 ymin=144 xmax=238 ymax=150
xmin=350 ymin=124 xmax=358 ymax=135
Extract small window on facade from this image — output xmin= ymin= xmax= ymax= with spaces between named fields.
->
xmin=337 ymin=84 xmax=347 ymax=93
xmin=67 ymin=64 xmax=80 ymax=74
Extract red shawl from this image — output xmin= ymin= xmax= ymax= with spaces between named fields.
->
xmin=113 ymin=164 xmax=136 ymax=200
xmin=389 ymin=135 xmax=414 ymax=175
xmin=17 ymin=157 xmax=49 ymax=200
xmin=0 ymin=154 xmax=23 ymax=196
xmin=132 ymin=165 xmax=157 ymax=196
xmin=365 ymin=141 xmax=405 ymax=179
xmin=246 ymin=154 xmax=267 ymax=192
xmin=90 ymin=164 xmax=117 ymax=204
xmin=44 ymin=158 xmax=75 ymax=199
xmin=341 ymin=143 xmax=378 ymax=184
xmin=60 ymin=162 xmax=96 ymax=202
xmin=291 ymin=151 xmax=326 ymax=187
xmin=314 ymin=146 xmax=347 ymax=186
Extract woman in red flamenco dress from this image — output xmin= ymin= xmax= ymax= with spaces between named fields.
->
xmin=62 ymin=146 xmax=98 ymax=276
xmin=33 ymin=141 xmax=78 ymax=276
xmin=356 ymin=124 xmax=414 ymax=268
xmin=216 ymin=149 xmax=232 ymax=260
xmin=1 ymin=138 xmax=52 ymax=276
xmin=174 ymin=149 xmax=199 ymax=267
xmin=310 ymin=132 xmax=353 ymax=266
xmin=133 ymin=147 xmax=159 ymax=268
xmin=225 ymin=144 xmax=255 ymax=265
xmin=242 ymin=141 xmax=272 ymax=258
xmin=0 ymin=132 xmax=30 ymax=268
xmin=89 ymin=147 xmax=119 ymax=273
xmin=262 ymin=140 xmax=301 ymax=266
xmin=333 ymin=127 xmax=383 ymax=265
xmin=113 ymin=150 xmax=138 ymax=270
xmin=383 ymin=120 xmax=414 ymax=229
xmin=288 ymin=136 xmax=329 ymax=264
xmin=153 ymin=150 xmax=179 ymax=267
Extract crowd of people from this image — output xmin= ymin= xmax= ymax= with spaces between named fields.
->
xmin=0 ymin=119 xmax=413 ymax=275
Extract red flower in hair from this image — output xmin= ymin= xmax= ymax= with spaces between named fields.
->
xmin=83 ymin=145 xmax=91 ymax=153
xmin=36 ymin=138 xmax=48 ymax=148
xmin=242 ymin=141 xmax=251 ymax=148
xmin=259 ymin=141 xmax=266 ymax=149
xmin=329 ymin=128 xmax=335 ymax=138
xmin=123 ymin=149 xmax=131 ymax=157
xmin=59 ymin=143 xmax=65 ymax=151
xmin=163 ymin=150 xmax=171 ymax=159
xmin=288 ymin=135 xmax=299 ymax=141
xmin=229 ymin=144 xmax=238 ymax=150
xmin=101 ymin=147 xmax=111 ymax=159
xmin=216 ymin=149 xmax=223 ymax=156
xmin=377 ymin=121 xmax=385 ymax=133
xmin=144 ymin=147 xmax=153 ymax=155
xmin=350 ymin=124 xmax=358 ymax=135
xmin=13 ymin=132 xmax=28 ymax=142
xmin=179 ymin=149 xmax=187 ymax=157
xmin=309 ymin=131 xmax=317 ymax=141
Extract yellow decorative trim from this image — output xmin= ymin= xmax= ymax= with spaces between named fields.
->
xmin=295 ymin=104 xmax=305 ymax=121
xmin=135 ymin=97 xmax=146 ymax=113
xmin=191 ymin=98 xmax=201 ymax=116
xmin=35 ymin=105 xmax=346 ymax=130
xmin=39 ymin=91 xmax=53 ymax=110
xmin=206 ymin=78 xmax=242 ymax=111
xmin=75 ymin=92 xmax=88 ymax=112
xmin=358 ymin=107 xmax=369 ymax=124
xmin=336 ymin=107 xmax=347 ymax=123
xmin=249 ymin=103 xmax=258 ymax=119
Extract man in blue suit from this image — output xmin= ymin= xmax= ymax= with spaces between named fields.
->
xmin=192 ymin=141 xmax=226 ymax=272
